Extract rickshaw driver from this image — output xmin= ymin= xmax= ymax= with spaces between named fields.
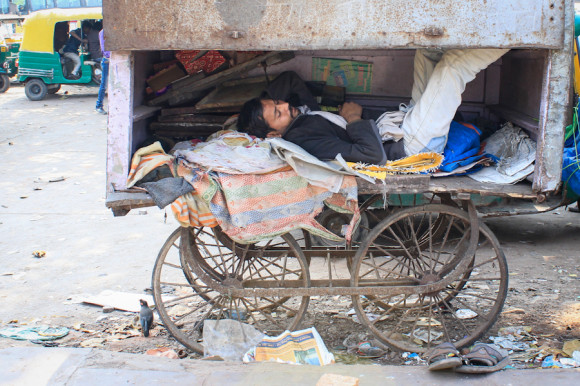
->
xmin=62 ymin=21 xmax=91 ymax=78
xmin=238 ymin=48 xmax=508 ymax=164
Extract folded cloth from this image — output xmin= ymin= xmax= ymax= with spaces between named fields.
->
xmin=208 ymin=170 xmax=360 ymax=244
xmin=140 ymin=177 xmax=195 ymax=209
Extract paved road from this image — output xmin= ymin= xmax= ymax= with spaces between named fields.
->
xmin=0 ymin=85 xmax=174 ymax=328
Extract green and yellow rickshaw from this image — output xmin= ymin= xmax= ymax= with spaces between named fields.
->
xmin=18 ymin=7 xmax=102 ymax=101
xmin=0 ymin=14 xmax=25 ymax=93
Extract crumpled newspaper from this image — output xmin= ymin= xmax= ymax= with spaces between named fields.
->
xmin=469 ymin=122 xmax=536 ymax=184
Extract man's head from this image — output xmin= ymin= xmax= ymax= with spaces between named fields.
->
xmin=238 ymin=96 xmax=300 ymax=138
xmin=81 ymin=21 xmax=92 ymax=34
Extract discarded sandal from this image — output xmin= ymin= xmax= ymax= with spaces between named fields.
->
xmin=425 ymin=342 xmax=463 ymax=371
xmin=455 ymin=343 xmax=511 ymax=374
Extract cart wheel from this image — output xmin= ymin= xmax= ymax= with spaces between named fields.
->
xmin=153 ymin=226 xmax=310 ymax=354
xmin=351 ymin=204 xmax=508 ymax=352
xmin=25 ymin=79 xmax=48 ymax=101
xmin=47 ymin=84 xmax=61 ymax=94
xmin=0 ymin=74 xmax=9 ymax=93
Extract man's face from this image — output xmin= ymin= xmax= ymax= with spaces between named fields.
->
xmin=261 ymin=99 xmax=299 ymax=137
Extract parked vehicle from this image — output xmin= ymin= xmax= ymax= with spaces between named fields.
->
xmin=103 ymin=0 xmax=574 ymax=354
xmin=0 ymin=14 xmax=25 ymax=93
xmin=17 ymin=7 xmax=102 ymax=101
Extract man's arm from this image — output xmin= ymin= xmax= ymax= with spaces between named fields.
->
xmin=284 ymin=115 xmax=386 ymax=164
xmin=267 ymin=71 xmax=319 ymax=111
xmin=70 ymin=29 xmax=87 ymax=44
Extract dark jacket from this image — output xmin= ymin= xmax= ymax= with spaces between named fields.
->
xmin=268 ymin=71 xmax=404 ymax=164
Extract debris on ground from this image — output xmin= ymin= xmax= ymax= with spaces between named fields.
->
xmin=146 ymin=347 xmax=180 ymax=359
xmin=203 ymin=319 xmax=264 ymax=361
xmin=244 ymin=327 xmax=334 ymax=366
xmin=81 ymin=290 xmax=157 ymax=313
xmin=32 ymin=250 xmax=46 ymax=258
xmin=0 ymin=325 xmax=69 ymax=342
xmin=402 ymin=352 xmax=426 ymax=365
xmin=489 ymin=326 xmax=535 ymax=352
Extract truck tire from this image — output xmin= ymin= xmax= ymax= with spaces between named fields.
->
xmin=0 ymin=74 xmax=9 ymax=93
xmin=25 ymin=79 xmax=48 ymax=101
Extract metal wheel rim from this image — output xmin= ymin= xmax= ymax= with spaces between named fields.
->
xmin=153 ymin=227 xmax=311 ymax=354
xmin=351 ymin=204 xmax=508 ymax=352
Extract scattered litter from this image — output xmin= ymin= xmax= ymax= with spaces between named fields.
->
xmin=0 ymin=325 xmax=69 ymax=341
xmin=412 ymin=328 xmax=442 ymax=343
xmin=355 ymin=341 xmax=385 ymax=358
xmin=48 ymin=177 xmax=65 ymax=183
xmin=415 ymin=317 xmax=441 ymax=326
xmin=316 ymin=373 xmax=359 ymax=386
xmin=489 ymin=336 xmax=530 ymax=351
xmin=244 ymin=327 xmax=335 ymax=366
xmin=203 ymin=319 xmax=264 ymax=361
xmin=32 ymin=250 xmax=46 ymax=258
xmin=502 ymin=308 xmax=526 ymax=315
xmin=455 ymin=309 xmax=478 ymax=319
xmin=31 ymin=340 xmax=59 ymax=347
xmin=541 ymin=355 xmax=580 ymax=368
xmin=351 ymin=312 xmax=380 ymax=324
xmin=146 ymin=347 xmax=180 ymax=359
xmin=80 ymin=338 xmax=106 ymax=348
xmin=562 ymin=340 xmax=580 ymax=357
xmin=102 ymin=306 xmax=115 ymax=314
xmin=81 ymin=290 xmax=159 ymax=313
xmin=402 ymin=352 xmax=425 ymax=365
xmin=489 ymin=326 xmax=536 ymax=352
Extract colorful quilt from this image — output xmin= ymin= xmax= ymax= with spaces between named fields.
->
xmin=127 ymin=141 xmax=360 ymax=244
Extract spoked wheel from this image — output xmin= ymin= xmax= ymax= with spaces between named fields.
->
xmin=152 ymin=226 xmax=310 ymax=353
xmin=351 ymin=204 xmax=508 ymax=352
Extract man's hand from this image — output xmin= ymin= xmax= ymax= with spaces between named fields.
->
xmin=339 ymin=102 xmax=363 ymax=124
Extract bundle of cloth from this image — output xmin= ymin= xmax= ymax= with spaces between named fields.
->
xmin=126 ymin=130 xmax=362 ymax=244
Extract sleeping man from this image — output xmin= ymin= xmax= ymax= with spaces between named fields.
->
xmin=237 ymin=49 xmax=508 ymax=164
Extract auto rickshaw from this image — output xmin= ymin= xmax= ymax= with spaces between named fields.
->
xmin=17 ymin=7 xmax=103 ymax=101
xmin=0 ymin=14 xmax=25 ymax=93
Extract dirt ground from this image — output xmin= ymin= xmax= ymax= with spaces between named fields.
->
xmin=0 ymin=83 xmax=579 ymax=367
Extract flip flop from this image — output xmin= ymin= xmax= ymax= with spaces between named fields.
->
xmin=455 ymin=343 xmax=511 ymax=374
xmin=425 ymin=342 xmax=463 ymax=371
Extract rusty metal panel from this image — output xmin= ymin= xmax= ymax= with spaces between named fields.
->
xmin=533 ymin=0 xmax=574 ymax=193
xmin=103 ymin=0 xmax=566 ymax=51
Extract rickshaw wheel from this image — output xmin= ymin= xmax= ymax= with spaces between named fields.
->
xmin=24 ymin=78 xmax=48 ymax=101
xmin=152 ymin=226 xmax=310 ymax=354
xmin=0 ymin=74 xmax=9 ymax=93
xmin=351 ymin=204 xmax=508 ymax=353
xmin=47 ymin=84 xmax=61 ymax=94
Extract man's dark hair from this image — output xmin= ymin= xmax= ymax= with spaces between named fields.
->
xmin=237 ymin=94 xmax=273 ymax=138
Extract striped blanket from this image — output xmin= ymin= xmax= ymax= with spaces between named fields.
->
xmin=208 ymin=170 xmax=359 ymax=244
xmin=127 ymin=142 xmax=359 ymax=244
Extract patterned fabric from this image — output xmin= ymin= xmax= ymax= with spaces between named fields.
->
xmin=346 ymin=152 xmax=443 ymax=179
xmin=173 ymin=130 xmax=287 ymax=174
xmin=208 ymin=170 xmax=360 ymax=244
xmin=126 ymin=143 xmax=218 ymax=228
xmin=175 ymin=50 xmax=226 ymax=75
xmin=127 ymin=141 xmax=360 ymax=243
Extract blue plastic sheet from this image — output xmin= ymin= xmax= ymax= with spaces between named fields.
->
xmin=439 ymin=121 xmax=485 ymax=173
xmin=562 ymin=105 xmax=580 ymax=198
